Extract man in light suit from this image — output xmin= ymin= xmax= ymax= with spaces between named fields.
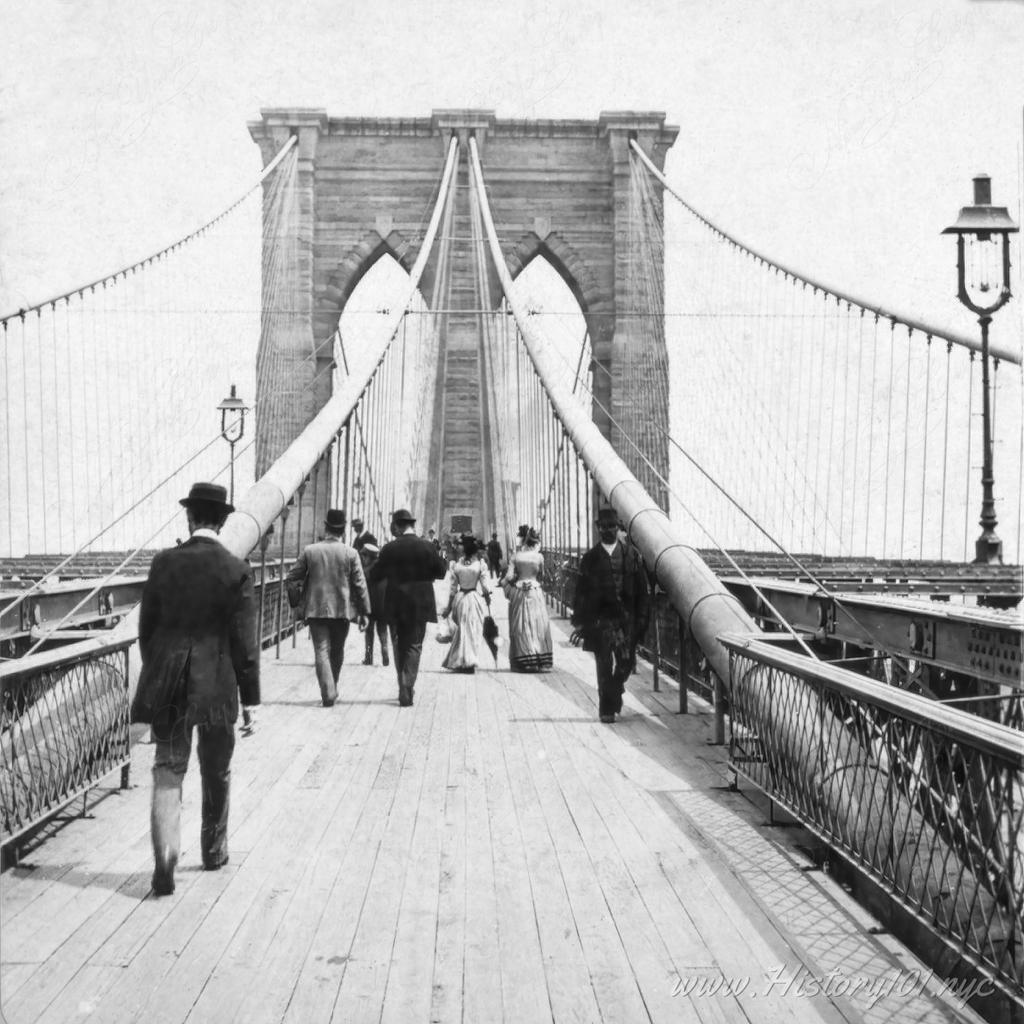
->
xmin=369 ymin=508 xmax=447 ymax=707
xmin=286 ymin=508 xmax=370 ymax=707
xmin=132 ymin=482 xmax=260 ymax=896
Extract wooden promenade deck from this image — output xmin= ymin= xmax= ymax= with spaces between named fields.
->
xmin=1 ymin=589 xmax=985 ymax=1024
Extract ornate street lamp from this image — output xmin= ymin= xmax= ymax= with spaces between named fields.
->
xmin=217 ymin=384 xmax=249 ymax=505
xmin=351 ymin=477 xmax=364 ymax=521
xmin=942 ymin=174 xmax=1019 ymax=564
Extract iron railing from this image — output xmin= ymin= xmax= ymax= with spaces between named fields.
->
xmin=1 ymin=638 xmax=133 ymax=843
xmin=721 ymin=634 xmax=1024 ymax=1007
xmin=0 ymin=568 xmax=304 ymax=847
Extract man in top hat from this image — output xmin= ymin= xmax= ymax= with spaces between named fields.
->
xmin=132 ymin=481 xmax=260 ymax=896
xmin=369 ymin=508 xmax=448 ymax=706
xmin=286 ymin=509 xmax=370 ymax=707
xmin=569 ymin=507 xmax=650 ymax=723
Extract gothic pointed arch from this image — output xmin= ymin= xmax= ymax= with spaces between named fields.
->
xmin=313 ymin=228 xmax=417 ymax=343
xmin=503 ymin=230 xmax=613 ymax=347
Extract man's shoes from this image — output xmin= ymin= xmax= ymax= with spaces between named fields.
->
xmin=203 ymin=855 xmax=229 ymax=871
xmin=322 ymin=697 xmax=336 ymax=707
xmin=382 ymin=650 xmax=389 ymax=667
xmin=599 ymin=714 xmax=615 ymax=724
xmin=151 ymin=869 xmax=175 ymax=896
xmin=363 ymin=655 xmax=373 ymax=666
xmin=398 ymin=685 xmax=413 ymax=707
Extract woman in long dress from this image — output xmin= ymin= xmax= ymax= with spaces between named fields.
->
xmin=501 ymin=527 xmax=553 ymax=672
xmin=441 ymin=535 xmax=491 ymax=673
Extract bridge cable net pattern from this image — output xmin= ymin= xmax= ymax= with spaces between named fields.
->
xmin=0 ymin=139 xmax=460 ymax=840
xmin=631 ymin=143 xmax=1023 ymax=565
xmin=0 ymin=138 xmax=299 ymax=567
xmin=468 ymin=137 xmax=1023 ymax=1006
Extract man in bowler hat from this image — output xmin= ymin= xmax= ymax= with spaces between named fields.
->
xmin=286 ymin=509 xmax=370 ymax=706
xmin=132 ymin=482 xmax=260 ymax=896
xmin=369 ymin=508 xmax=447 ymax=706
xmin=570 ymin=507 xmax=650 ymax=723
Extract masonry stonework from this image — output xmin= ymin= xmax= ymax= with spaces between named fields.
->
xmin=249 ymin=109 xmax=677 ymax=536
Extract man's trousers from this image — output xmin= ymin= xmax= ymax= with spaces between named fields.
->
xmin=388 ymin=618 xmax=427 ymax=705
xmin=592 ymin=631 xmax=630 ymax=718
xmin=308 ymin=617 xmax=351 ymax=704
xmin=152 ymin=721 xmax=235 ymax=881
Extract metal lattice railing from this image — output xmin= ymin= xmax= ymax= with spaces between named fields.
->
xmin=721 ymin=634 xmax=1024 ymax=1005
xmin=0 ymin=565 xmax=307 ymax=848
xmin=1 ymin=639 xmax=133 ymax=843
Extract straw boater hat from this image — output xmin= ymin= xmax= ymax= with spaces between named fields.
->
xmin=179 ymin=482 xmax=234 ymax=514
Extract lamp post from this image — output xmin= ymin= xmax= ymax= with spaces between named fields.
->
xmin=351 ymin=477 xmax=364 ymax=522
xmin=942 ymin=175 xmax=1019 ymax=565
xmin=217 ymin=384 xmax=249 ymax=505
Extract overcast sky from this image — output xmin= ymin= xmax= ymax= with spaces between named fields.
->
xmin=2 ymin=0 xmax=1022 ymax=350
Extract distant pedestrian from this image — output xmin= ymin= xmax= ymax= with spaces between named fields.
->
xmin=358 ymin=541 xmax=389 ymax=667
xmin=427 ymin=528 xmax=442 ymax=555
xmin=351 ymin=516 xmax=374 ymax=552
xmin=286 ymin=508 xmax=370 ymax=707
xmin=485 ymin=532 xmax=503 ymax=579
xmin=132 ymin=482 xmax=260 ymax=896
xmin=501 ymin=526 xmax=553 ymax=672
xmin=369 ymin=508 xmax=448 ymax=706
xmin=441 ymin=535 xmax=491 ymax=673
xmin=569 ymin=508 xmax=650 ymax=723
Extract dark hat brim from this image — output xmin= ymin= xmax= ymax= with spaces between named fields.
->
xmin=180 ymin=497 xmax=234 ymax=513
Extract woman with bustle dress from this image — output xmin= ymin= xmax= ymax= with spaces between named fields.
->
xmin=500 ymin=526 xmax=553 ymax=672
xmin=441 ymin=535 xmax=491 ymax=673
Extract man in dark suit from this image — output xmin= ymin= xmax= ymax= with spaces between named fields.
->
xmin=286 ymin=508 xmax=370 ymax=706
xmin=132 ymin=482 xmax=260 ymax=896
xmin=369 ymin=508 xmax=447 ymax=706
xmin=485 ymin=533 xmax=503 ymax=579
xmin=569 ymin=507 xmax=650 ymax=723
xmin=351 ymin=517 xmax=375 ymax=552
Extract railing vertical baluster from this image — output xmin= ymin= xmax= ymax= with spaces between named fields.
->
xmin=712 ymin=670 xmax=726 ymax=745
xmin=342 ymin=419 xmax=351 ymax=515
xmin=275 ymin=505 xmax=290 ymax=659
xmin=652 ymin=585 xmax=661 ymax=693
xmin=257 ymin=527 xmax=271 ymax=647
xmin=678 ymin=614 xmax=689 ymax=715
xmin=293 ymin=482 xmax=306 ymax=648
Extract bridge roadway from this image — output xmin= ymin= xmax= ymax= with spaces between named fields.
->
xmin=0 ymin=588 xmax=984 ymax=1024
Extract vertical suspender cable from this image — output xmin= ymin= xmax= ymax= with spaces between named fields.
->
xmin=469 ymin=136 xmax=759 ymax=689
xmin=919 ymin=337 xmax=933 ymax=556
xmin=964 ymin=354 xmax=976 ymax=561
xmin=899 ymin=330 xmax=913 ymax=558
xmin=939 ymin=342 xmax=953 ymax=560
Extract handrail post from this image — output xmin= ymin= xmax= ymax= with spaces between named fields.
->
xmin=678 ymin=615 xmax=689 ymax=715
xmin=275 ymin=504 xmax=290 ymax=659
xmin=257 ymin=526 xmax=272 ymax=647
xmin=651 ymin=583 xmax=661 ymax=692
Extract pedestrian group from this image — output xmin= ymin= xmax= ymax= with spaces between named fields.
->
xmin=132 ymin=483 xmax=649 ymax=896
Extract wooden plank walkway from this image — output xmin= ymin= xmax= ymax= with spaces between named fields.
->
xmin=1 ymin=587 xmax=986 ymax=1024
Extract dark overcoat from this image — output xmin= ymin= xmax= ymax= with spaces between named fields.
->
xmin=571 ymin=540 xmax=650 ymax=651
xmin=369 ymin=533 xmax=448 ymax=626
xmin=132 ymin=535 xmax=260 ymax=729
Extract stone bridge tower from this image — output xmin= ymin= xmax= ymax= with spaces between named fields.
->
xmin=249 ymin=108 xmax=677 ymax=535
